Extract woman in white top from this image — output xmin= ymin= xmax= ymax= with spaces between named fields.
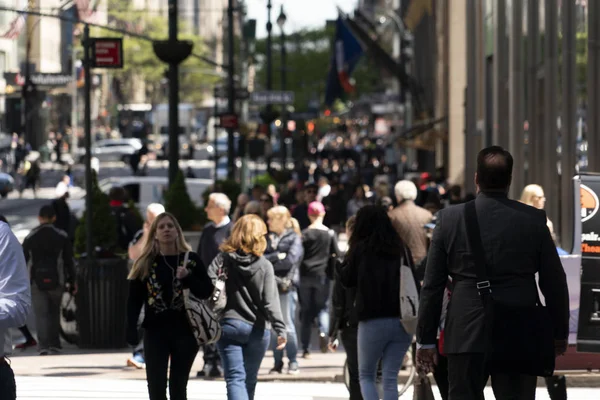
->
xmin=520 ymin=184 xmax=555 ymax=239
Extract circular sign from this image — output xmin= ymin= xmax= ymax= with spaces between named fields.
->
xmin=581 ymin=184 xmax=599 ymax=222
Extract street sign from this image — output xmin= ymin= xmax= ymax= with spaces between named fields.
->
xmin=213 ymin=86 xmax=249 ymax=100
xmin=91 ymin=38 xmax=124 ymax=69
xmin=250 ymin=91 xmax=295 ymax=105
xmin=220 ymin=113 xmax=239 ymax=129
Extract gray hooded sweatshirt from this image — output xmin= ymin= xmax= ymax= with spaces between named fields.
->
xmin=207 ymin=251 xmax=287 ymax=339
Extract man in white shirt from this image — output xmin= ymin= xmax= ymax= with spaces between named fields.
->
xmin=0 ymin=221 xmax=31 ymax=399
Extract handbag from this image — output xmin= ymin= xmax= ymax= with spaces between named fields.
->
xmin=413 ymin=374 xmax=436 ymax=400
xmin=464 ymin=200 xmax=555 ymax=377
xmin=182 ymin=252 xmax=224 ymax=346
xmin=399 ymin=246 xmax=420 ymax=335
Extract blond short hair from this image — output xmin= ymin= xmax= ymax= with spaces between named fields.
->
xmin=220 ymin=214 xmax=268 ymax=256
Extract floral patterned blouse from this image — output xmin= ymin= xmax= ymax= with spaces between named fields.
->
xmin=127 ymin=251 xmax=213 ymax=333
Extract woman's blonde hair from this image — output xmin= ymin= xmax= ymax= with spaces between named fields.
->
xmin=520 ymin=184 xmax=544 ymax=207
xmin=267 ymin=205 xmax=301 ymax=236
xmin=128 ymin=212 xmax=191 ymax=280
xmin=220 ymin=214 xmax=268 ymax=256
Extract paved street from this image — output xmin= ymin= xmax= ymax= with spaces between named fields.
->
xmin=13 ymin=376 xmax=600 ymax=399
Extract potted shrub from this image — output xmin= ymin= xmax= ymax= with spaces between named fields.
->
xmin=73 ymin=171 xmax=129 ymax=349
xmin=164 ymin=169 xmax=200 ymax=231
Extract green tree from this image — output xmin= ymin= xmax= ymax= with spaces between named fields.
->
xmin=252 ymin=27 xmax=381 ymax=112
xmin=97 ymin=1 xmax=219 ymax=105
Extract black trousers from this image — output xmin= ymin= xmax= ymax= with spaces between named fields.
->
xmin=0 ymin=360 xmax=16 ymax=400
xmin=340 ymin=327 xmax=363 ymax=400
xmin=447 ymin=353 xmax=537 ymax=400
xmin=144 ymin=325 xmax=199 ymax=400
xmin=432 ymin=347 xmax=449 ymax=400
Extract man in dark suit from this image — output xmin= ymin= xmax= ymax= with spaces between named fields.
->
xmin=416 ymin=146 xmax=569 ymax=400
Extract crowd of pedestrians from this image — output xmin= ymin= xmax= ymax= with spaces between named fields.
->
xmin=0 ymin=137 xmax=575 ymax=400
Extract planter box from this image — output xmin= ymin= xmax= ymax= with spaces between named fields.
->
xmin=76 ymin=257 xmax=129 ymax=349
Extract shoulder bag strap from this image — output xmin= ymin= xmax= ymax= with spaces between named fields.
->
xmin=463 ymin=201 xmax=492 ymax=299
xmin=183 ymin=251 xmax=190 ymax=268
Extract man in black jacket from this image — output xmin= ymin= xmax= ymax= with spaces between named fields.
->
xmin=196 ymin=192 xmax=232 ymax=378
xmin=416 ymin=147 xmax=569 ymax=400
xmin=23 ymin=205 xmax=76 ymax=355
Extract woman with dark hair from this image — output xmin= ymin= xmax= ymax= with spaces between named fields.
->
xmin=346 ymin=184 xmax=371 ymax=218
xmin=338 ymin=205 xmax=414 ymax=400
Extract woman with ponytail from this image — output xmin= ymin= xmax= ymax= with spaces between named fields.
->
xmin=264 ymin=206 xmax=304 ymax=374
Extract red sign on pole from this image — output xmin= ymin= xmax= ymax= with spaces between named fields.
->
xmin=91 ymin=38 xmax=124 ymax=69
xmin=220 ymin=114 xmax=239 ymax=129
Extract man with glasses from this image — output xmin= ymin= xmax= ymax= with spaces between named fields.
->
xmin=293 ymin=184 xmax=318 ymax=230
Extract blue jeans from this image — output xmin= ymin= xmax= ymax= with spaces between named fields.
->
xmin=358 ymin=318 xmax=412 ymax=400
xmin=272 ymin=290 xmax=299 ymax=366
xmin=217 ymin=318 xmax=270 ymax=400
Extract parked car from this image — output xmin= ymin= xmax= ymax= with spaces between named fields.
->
xmin=68 ymin=176 xmax=212 ymax=218
xmin=76 ymin=138 xmax=143 ymax=164
xmin=0 ymin=173 xmax=14 ymax=198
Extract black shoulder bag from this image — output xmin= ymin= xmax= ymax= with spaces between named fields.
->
xmin=464 ymin=200 xmax=555 ymax=377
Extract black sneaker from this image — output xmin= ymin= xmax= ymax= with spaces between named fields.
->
xmin=302 ymin=350 xmax=311 ymax=359
xmin=196 ymin=365 xmax=210 ymax=378
xmin=269 ymin=363 xmax=284 ymax=374
xmin=209 ymin=365 xmax=223 ymax=378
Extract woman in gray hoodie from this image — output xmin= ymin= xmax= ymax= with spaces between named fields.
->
xmin=207 ymin=214 xmax=287 ymax=400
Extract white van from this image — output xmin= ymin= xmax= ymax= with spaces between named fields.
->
xmin=69 ymin=176 xmax=212 ymax=218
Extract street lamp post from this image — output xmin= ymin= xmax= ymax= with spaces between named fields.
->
xmin=265 ymin=0 xmax=273 ymax=172
xmin=277 ymin=5 xmax=287 ymax=170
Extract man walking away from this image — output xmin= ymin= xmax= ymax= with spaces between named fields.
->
xmin=126 ymin=203 xmax=165 ymax=369
xmin=196 ymin=193 xmax=233 ymax=378
xmin=53 ymin=176 xmax=72 ymax=240
xmin=0 ymin=218 xmax=31 ymax=400
xmin=416 ymin=146 xmax=569 ymax=400
xmin=23 ymin=205 xmax=76 ymax=356
xmin=109 ymin=187 xmax=143 ymax=251
xmin=388 ymin=180 xmax=433 ymax=265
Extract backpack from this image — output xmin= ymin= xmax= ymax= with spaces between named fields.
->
xmin=183 ymin=252 xmax=227 ymax=346
xmin=112 ymin=207 xmax=133 ymax=250
xmin=33 ymin=259 xmax=60 ymax=291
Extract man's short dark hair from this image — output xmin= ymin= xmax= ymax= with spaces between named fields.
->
xmin=39 ymin=205 xmax=56 ymax=219
xmin=109 ymin=187 xmax=127 ymax=202
xmin=476 ymin=146 xmax=513 ymax=191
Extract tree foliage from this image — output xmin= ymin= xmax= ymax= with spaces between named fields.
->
xmin=252 ymin=26 xmax=382 ymax=112
xmin=98 ymin=1 xmax=219 ymax=105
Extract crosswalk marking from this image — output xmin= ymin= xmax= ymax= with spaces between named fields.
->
xmin=14 ymin=376 xmax=599 ymax=400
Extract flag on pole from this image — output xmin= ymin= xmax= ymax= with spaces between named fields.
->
xmin=1 ymin=12 xmax=26 ymax=40
xmin=325 ymin=16 xmax=364 ymax=106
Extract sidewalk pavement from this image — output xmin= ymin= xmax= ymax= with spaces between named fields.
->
xmin=9 ymin=345 xmax=600 ymax=387
xmin=9 ymin=346 xmax=348 ymax=383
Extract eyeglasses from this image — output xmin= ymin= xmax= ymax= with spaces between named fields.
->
xmin=260 ymin=198 xmax=270 ymax=202
xmin=306 ymin=190 xmax=317 ymax=194
xmin=534 ymin=195 xmax=546 ymax=201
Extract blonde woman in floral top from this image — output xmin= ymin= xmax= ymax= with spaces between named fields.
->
xmin=127 ymin=212 xmax=214 ymax=400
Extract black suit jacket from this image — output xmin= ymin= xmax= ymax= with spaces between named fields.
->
xmin=416 ymin=192 xmax=570 ymax=354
